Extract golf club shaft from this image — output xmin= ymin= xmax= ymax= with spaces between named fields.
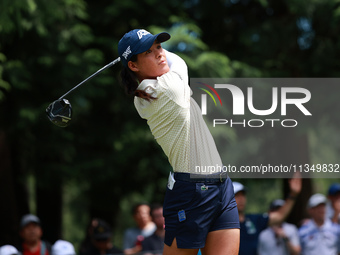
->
xmin=59 ymin=57 xmax=121 ymax=100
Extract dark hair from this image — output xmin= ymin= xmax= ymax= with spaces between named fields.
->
xmin=120 ymin=55 xmax=157 ymax=101
xmin=150 ymin=203 xmax=163 ymax=216
xmin=132 ymin=202 xmax=150 ymax=215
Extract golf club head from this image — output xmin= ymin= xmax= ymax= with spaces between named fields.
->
xmin=46 ymin=98 xmax=72 ymax=127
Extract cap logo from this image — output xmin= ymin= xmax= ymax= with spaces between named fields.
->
xmin=137 ymin=29 xmax=150 ymax=39
xmin=122 ymin=46 xmax=132 ymax=60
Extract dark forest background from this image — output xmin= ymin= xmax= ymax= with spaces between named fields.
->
xmin=1 ymin=0 xmax=340 ymax=250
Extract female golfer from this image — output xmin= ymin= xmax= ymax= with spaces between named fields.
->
xmin=118 ymin=29 xmax=240 ymax=255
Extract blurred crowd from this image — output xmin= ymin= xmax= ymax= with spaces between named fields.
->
xmin=234 ymin=182 xmax=340 ymax=255
xmin=0 ymin=203 xmax=164 ymax=255
xmin=1 ymin=183 xmax=340 ymax=255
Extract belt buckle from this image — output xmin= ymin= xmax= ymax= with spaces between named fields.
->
xmin=219 ymin=172 xmax=223 ymax=182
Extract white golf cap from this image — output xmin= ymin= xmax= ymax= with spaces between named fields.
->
xmin=20 ymin=214 xmax=40 ymax=228
xmin=0 ymin=245 xmax=19 ymax=255
xmin=233 ymin=182 xmax=246 ymax=194
xmin=307 ymin=193 xmax=327 ymax=209
xmin=52 ymin=240 xmax=76 ymax=255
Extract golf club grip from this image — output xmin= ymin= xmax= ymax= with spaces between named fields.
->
xmin=59 ymin=57 xmax=121 ymax=100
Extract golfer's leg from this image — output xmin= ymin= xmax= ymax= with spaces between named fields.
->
xmin=163 ymin=238 xmax=199 ymax=255
xmin=201 ymin=228 xmax=240 ymax=255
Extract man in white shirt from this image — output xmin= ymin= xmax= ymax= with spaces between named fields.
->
xmin=258 ymin=199 xmax=301 ymax=255
xmin=299 ymin=193 xmax=340 ymax=255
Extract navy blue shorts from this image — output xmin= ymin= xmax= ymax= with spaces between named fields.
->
xmin=163 ymin=173 xmax=240 ymax=249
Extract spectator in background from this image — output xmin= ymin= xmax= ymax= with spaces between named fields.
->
xmin=123 ymin=203 xmax=156 ymax=255
xmin=257 ymin=199 xmax=301 ymax=255
xmin=0 ymin=245 xmax=20 ymax=255
xmin=51 ymin=240 xmax=76 ymax=255
xmin=299 ymin=193 xmax=340 ymax=255
xmin=79 ymin=218 xmax=96 ymax=255
xmin=142 ymin=204 xmax=165 ymax=255
xmin=18 ymin=214 xmax=51 ymax=255
xmin=233 ymin=176 xmax=301 ymax=255
xmin=79 ymin=218 xmax=122 ymax=255
xmin=327 ymin=183 xmax=340 ymax=223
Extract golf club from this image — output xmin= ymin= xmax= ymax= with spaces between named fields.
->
xmin=46 ymin=57 xmax=121 ymax=127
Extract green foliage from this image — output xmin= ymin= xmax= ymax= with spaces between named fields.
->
xmin=151 ymin=22 xmax=262 ymax=78
xmin=0 ymin=53 xmax=10 ymax=100
xmin=1 ymin=0 xmax=340 ymax=247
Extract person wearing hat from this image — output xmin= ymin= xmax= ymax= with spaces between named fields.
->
xmin=233 ymin=177 xmax=301 ymax=255
xmin=79 ymin=218 xmax=122 ymax=255
xmin=51 ymin=240 xmax=76 ymax=255
xmin=257 ymin=199 xmax=301 ymax=255
xmin=18 ymin=214 xmax=51 ymax=255
xmin=299 ymin=193 xmax=340 ymax=255
xmin=0 ymin=245 xmax=21 ymax=255
xmin=118 ymin=29 xmax=240 ymax=255
xmin=326 ymin=183 xmax=340 ymax=223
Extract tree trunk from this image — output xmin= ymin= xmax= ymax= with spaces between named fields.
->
xmin=0 ymin=131 xmax=30 ymax=247
xmin=36 ymin=171 xmax=62 ymax=243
